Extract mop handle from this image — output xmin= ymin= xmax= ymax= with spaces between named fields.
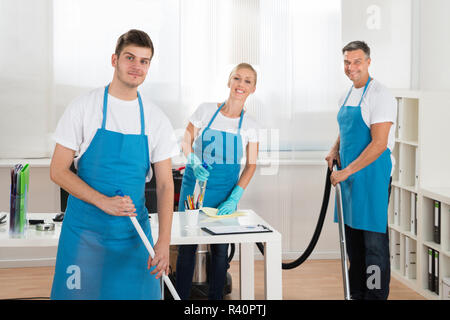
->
xmin=116 ymin=191 xmax=181 ymax=300
xmin=129 ymin=216 xmax=180 ymax=300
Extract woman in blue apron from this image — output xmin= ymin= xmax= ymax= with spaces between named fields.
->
xmin=176 ymin=63 xmax=260 ymax=300
xmin=50 ymin=84 xmax=161 ymax=299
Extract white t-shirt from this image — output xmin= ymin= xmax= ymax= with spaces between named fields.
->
xmin=53 ymin=87 xmax=179 ymax=181
xmin=338 ymin=78 xmax=397 ymax=174
xmin=189 ymin=102 xmax=262 ymax=151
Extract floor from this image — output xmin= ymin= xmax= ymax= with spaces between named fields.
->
xmin=0 ymin=259 xmax=425 ymax=300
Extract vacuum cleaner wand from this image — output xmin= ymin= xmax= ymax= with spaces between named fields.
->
xmin=333 ymin=163 xmax=351 ymax=300
xmin=254 ymin=161 xmax=352 ymax=300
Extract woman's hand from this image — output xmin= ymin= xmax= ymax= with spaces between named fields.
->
xmin=187 ymin=153 xmax=211 ymax=181
xmin=97 ymin=195 xmax=137 ymax=217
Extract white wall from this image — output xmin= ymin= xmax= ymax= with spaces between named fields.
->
xmin=418 ymin=0 xmax=450 ymax=91
xmin=341 ymin=0 xmax=412 ymax=89
xmin=0 ymin=0 xmax=53 ymax=158
xmin=342 ymin=0 xmax=450 ymax=92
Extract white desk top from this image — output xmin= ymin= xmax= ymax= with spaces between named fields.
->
xmin=0 ymin=210 xmax=280 ymax=247
xmin=0 ymin=213 xmax=61 ymax=247
xmin=151 ymin=210 xmax=280 ymax=245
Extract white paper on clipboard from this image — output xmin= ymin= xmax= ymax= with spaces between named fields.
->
xmin=201 ymin=224 xmax=272 ymax=235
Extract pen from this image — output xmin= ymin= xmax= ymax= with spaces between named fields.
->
xmin=189 ymin=195 xmax=194 ymax=209
xmin=187 ymin=196 xmax=192 ymax=209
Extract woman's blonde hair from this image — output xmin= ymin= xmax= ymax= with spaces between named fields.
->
xmin=228 ymin=63 xmax=257 ymax=86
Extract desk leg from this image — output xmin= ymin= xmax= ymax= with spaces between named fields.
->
xmin=264 ymin=240 xmax=282 ymax=300
xmin=239 ymin=242 xmax=254 ymax=299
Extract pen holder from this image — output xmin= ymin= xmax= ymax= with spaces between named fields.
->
xmin=10 ymin=194 xmax=26 ymax=236
xmin=184 ymin=209 xmax=199 ymax=228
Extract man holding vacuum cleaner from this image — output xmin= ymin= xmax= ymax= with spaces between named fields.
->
xmin=50 ymin=29 xmax=178 ymax=299
xmin=326 ymin=41 xmax=397 ymax=300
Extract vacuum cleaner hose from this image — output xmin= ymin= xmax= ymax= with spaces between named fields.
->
xmin=256 ymin=164 xmax=333 ymax=269
xmin=227 ymin=243 xmax=235 ymax=264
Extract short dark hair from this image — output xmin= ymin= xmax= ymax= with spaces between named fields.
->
xmin=115 ymin=29 xmax=154 ymax=60
xmin=342 ymin=41 xmax=370 ymax=58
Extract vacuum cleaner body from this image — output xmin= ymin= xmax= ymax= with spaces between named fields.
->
xmin=168 ymin=244 xmax=232 ymax=299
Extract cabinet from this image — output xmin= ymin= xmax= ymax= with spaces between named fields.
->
xmin=389 ymin=90 xmax=450 ymax=300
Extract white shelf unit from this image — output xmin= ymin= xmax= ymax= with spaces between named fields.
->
xmin=388 ymin=90 xmax=450 ymax=300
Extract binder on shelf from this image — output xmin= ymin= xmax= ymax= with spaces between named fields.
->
xmin=394 ymin=187 xmax=400 ymax=226
xmin=434 ymin=201 xmax=441 ymax=244
xmin=414 ymin=194 xmax=417 ymax=235
xmin=405 ymin=238 xmax=417 ymax=279
xmin=410 ymin=193 xmax=417 ymax=235
xmin=428 ymin=248 xmax=435 ymax=292
xmin=390 ymin=230 xmax=400 ymax=268
xmin=405 ymin=237 xmax=410 ymax=277
xmin=397 ymin=98 xmax=403 ymax=139
xmin=434 ymin=250 xmax=439 ymax=295
xmin=389 ymin=229 xmax=394 ymax=263
xmin=409 ymin=244 xmax=417 ymax=279
xmin=414 ymin=147 xmax=419 ymax=188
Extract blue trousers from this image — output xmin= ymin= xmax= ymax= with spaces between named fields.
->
xmin=344 ymin=179 xmax=392 ymax=300
xmin=176 ymin=244 xmax=229 ymax=300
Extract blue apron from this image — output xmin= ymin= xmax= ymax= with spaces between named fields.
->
xmin=179 ymin=102 xmax=244 ymax=211
xmin=334 ymin=77 xmax=392 ymax=233
xmin=51 ymin=85 xmax=161 ymax=300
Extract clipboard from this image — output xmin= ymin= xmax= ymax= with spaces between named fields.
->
xmin=201 ymin=224 xmax=272 ymax=236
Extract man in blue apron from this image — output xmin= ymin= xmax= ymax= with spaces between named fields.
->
xmin=326 ymin=41 xmax=397 ymax=300
xmin=50 ymin=30 xmax=178 ymax=299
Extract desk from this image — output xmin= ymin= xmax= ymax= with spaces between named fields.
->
xmin=0 ymin=210 xmax=282 ymax=300
xmin=152 ymin=210 xmax=282 ymax=300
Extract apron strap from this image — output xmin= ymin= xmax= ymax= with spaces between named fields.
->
xmin=102 ymin=85 xmax=110 ymax=130
xmin=205 ymin=101 xmax=245 ymax=134
xmin=102 ymin=84 xmax=145 ymax=135
xmin=341 ymin=76 xmax=372 ymax=108
xmin=357 ymin=77 xmax=372 ymax=107
xmin=137 ymin=91 xmax=145 ymax=135
xmin=237 ymin=108 xmax=245 ymax=135
xmin=205 ymin=102 xmax=225 ymax=130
